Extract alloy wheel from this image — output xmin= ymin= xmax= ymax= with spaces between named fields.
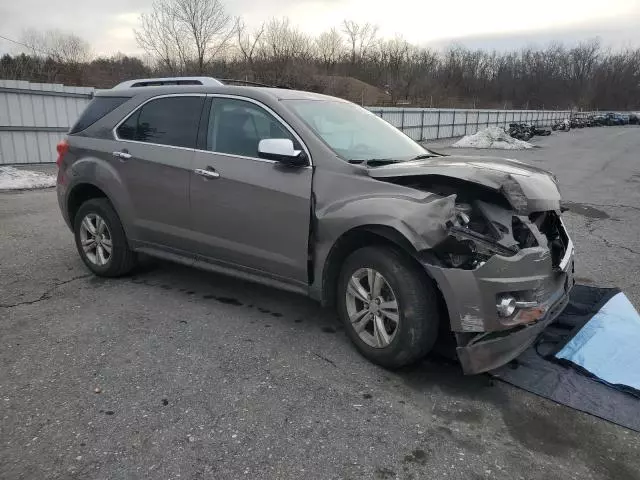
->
xmin=79 ymin=213 xmax=112 ymax=267
xmin=345 ymin=268 xmax=400 ymax=348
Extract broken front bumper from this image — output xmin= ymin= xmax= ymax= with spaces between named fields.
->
xmin=423 ymin=244 xmax=575 ymax=374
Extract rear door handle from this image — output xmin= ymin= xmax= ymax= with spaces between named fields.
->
xmin=112 ymin=151 xmax=132 ymax=160
xmin=194 ymin=167 xmax=220 ymax=179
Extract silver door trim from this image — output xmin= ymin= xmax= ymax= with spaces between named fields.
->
xmin=110 ymin=93 xmax=313 ymax=167
xmin=194 ymin=168 xmax=220 ymax=179
xmin=112 ymin=151 xmax=132 ymax=159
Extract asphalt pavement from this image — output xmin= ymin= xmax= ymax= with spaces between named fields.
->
xmin=1 ymin=126 xmax=639 ymax=480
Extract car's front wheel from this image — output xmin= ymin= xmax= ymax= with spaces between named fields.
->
xmin=337 ymin=246 xmax=440 ymax=369
xmin=73 ymin=198 xmax=136 ymax=277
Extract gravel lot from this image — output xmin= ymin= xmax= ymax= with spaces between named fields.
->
xmin=1 ymin=126 xmax=639 ymax=480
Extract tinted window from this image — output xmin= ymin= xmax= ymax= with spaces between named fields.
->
xmin=117 ymin=96 xmax=204 ymax=148
xmin=207 ymin=98 xmax=296 ymax=158
xmin=70 ymin=96 xmax=128 ymax=134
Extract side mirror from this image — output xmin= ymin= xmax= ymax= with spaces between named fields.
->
xmin=258 ymin=139 xmax=307 ymax=166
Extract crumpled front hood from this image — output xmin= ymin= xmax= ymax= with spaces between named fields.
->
xmin=367 ymin=155 xmax=561 ymax=213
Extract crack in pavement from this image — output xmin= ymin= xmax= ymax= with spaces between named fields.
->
xmin=0 ymin=274 xmax=92 ymax=309
xmin=586 ymin=221 xmax=640 ymax=256
xmin=313 ymin=352 xmax=338 ymax=368
xmin=577 ymin=201 xmax=640 ymax=213
xmin=601 ymin=239 xmax=640 ymax=256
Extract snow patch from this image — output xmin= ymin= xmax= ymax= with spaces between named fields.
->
xmin=0 ymin=166 xmax=56 ymax=190
xmin=452 ymin=127 xmax=534 ymax=150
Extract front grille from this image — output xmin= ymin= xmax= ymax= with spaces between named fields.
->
xmin=530 ymin=211 xmax=569 ymax=267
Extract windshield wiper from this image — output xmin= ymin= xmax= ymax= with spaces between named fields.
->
xmin=347 ymin=158 xmax=402 ymax=167
xmin=410 ymin=153 xmax=438 ymax=160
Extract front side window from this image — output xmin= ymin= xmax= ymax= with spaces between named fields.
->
xmin=284 ymin=99 xmax=428 ymax=162
xmin=116 ymin=96 xmax=204 ymax=148
xmin=207 ymin=97 xmax=296 ymax=158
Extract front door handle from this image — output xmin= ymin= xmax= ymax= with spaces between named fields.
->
xmin=112 ymin=150 xmax=132 ymax=160
xmin=194 ymin=167 xmax=220 ymax=179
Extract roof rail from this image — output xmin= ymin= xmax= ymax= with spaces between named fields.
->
xmin=217 ymin=78 xmax=274 ymax=87
xmin=112 ymin=76 xmax=224 ymax=89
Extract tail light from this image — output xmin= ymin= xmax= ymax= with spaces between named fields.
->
xmin=56 ymin=139 xmax=69 ymax=167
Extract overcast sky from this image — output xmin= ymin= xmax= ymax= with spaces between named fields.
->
xmin=1 ymin=0 xmax=640 ymax=55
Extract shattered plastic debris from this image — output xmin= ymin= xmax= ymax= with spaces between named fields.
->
xmin=452 ymin=127 xmax=535 ymax=150
xmin=0 ymin=166 xmax=56 ymax=190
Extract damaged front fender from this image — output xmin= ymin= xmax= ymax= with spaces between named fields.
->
xmin=317 ymin=193 xmax=456 ymax=251
xmin=309 ymin=168 xmax=459 ymax=303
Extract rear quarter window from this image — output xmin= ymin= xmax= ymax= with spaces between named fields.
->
xmin=70 ymin=96 xmax=129 ymax=134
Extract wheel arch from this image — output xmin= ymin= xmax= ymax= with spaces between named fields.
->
xmin=66 ymin=180 xmax=134 ymax=240
xmin=67 ymin=183 xmax=109 ymax=227
xmin=319 ymin=224 xmax=430 ymax=308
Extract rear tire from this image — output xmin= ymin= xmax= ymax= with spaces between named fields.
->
xmin=74 ymin=198 xmax=136 ymax=277
xmin=337 ymin=246 xmax=440 ymax=369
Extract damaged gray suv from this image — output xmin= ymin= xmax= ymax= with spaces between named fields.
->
xmin=56 ymin=78 xmax=574 ymax=374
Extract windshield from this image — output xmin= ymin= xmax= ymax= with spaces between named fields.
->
xmin=284 ymin=100 xmax=429 ymax=162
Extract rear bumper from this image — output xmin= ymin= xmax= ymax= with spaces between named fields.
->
xmin=423 ymin=245 xmax=575 ymax=374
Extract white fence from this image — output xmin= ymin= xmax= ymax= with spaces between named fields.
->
xmin=1 ymin=79 xmax=580 ymax=164
xmin=368 ymin=107 xmax=573 ymax=141
xmin=0 ymin=80 xmax=93 ymax=165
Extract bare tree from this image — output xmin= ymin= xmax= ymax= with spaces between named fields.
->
xmin=257 ymin=18 xmax=312 ymax=83
xmin=315 ymin=28 xmax=343 ymax=73
xmin=135 ymin=2 xmax=184 ymax=73
xmin=135 ymin=0 xmax=235 ymax=74
xmin=342 ymin=20 xmax=378 ymax=66
xmin=173 ymin=0 xmax=235 ymax=73
xmin=21 ymin=29 xmax=91 ymax=64
xmin=235 ymin=18 xmax=265 ymax=69
xmin=568 ymin=38 xmax=601 ymax=107
xmin=378 ymin=36 xmax=410 ymax=101
xmin=6 ymin=16 xmax=640 ymax=110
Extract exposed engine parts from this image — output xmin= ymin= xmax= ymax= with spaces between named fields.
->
xmin=436 ymin=200 xmax=569 ymax=271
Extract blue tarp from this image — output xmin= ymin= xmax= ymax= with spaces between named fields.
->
xmin=556 ymin=292 xmax=640 ymax=393
xmin=491 ymin=285 xmax=640 ymax=432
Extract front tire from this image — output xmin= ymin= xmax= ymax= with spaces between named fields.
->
xmin=74 ymin=198 xmax=136 ymax=277
xmin=337 ymin=246 xmax=440 ymax=369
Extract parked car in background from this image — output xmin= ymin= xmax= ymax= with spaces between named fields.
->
xmin=55 ymin=77 xmax=575 ymax=375
xmin=630 ymin=113 xmax=639 ymax=125
xmin=605 ymin=113 xmax=625 ymax=126
xmin=552 ymin=119 xmax=571 ymax=131
xmin=570 ymin=117 xmax=585 ymax=128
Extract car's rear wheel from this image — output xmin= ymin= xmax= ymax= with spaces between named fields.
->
xmin=337 ymin=246 xmax=440 ymax=369
xmin=74 ymin=198 xmax=136 ymax=277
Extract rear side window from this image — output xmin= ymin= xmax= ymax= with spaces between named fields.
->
xmin=70 ymin=96 xmax=128 ymax=134
xmin=116 ymin=96 xmax=204 ymax=148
